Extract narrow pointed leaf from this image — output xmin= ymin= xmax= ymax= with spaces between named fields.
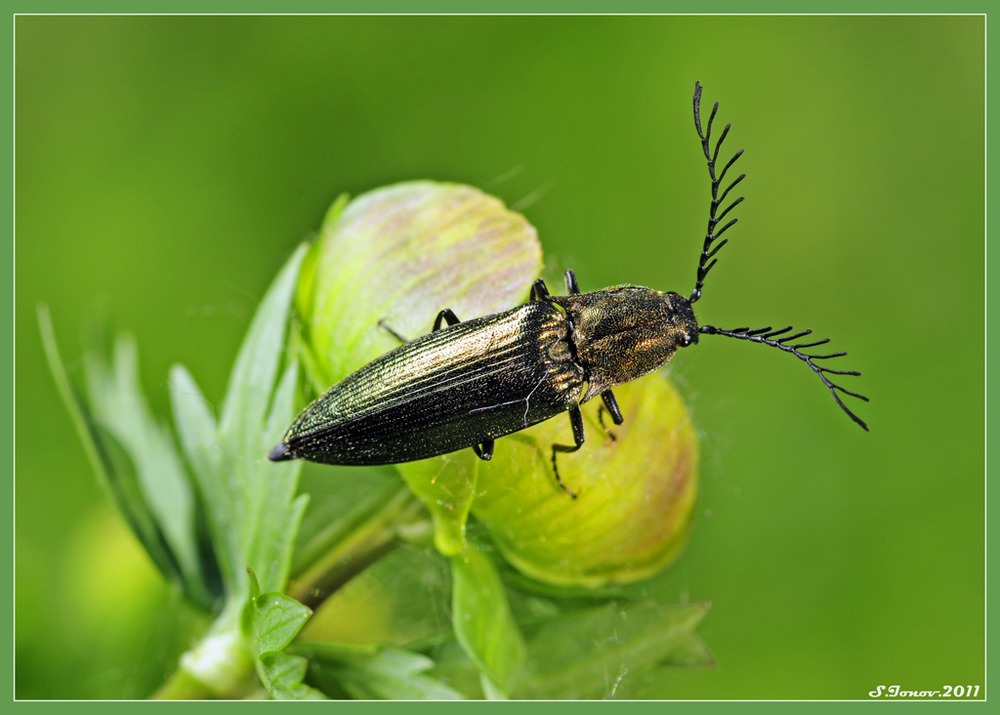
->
xmin=187 ymin=245 xmax=307 ymax=595
xmin=169 ymin=365 xmax=219 ymax=486
xmin=39 ymin=306 xmax=212 ymax=605
xmin=219 ymin=244 xmax=307 ymax=440
xmin=80 ymin=336 xmax=202 ymax=589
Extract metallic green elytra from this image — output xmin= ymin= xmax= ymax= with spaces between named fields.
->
xmin=270 ymin=300 xmax=586 ymax=466
xmin=270 ymin=82 xmax=868 ymax=498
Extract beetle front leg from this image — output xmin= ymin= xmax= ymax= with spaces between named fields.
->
xmin=472 ymin=439 xmax=495 ymax=461
xmin=550 ymin=405 xmax=585 ymax=499
xmin=531 ymin=279 xmax=550 ymax=301
xmin=564 ymin=269 xmax=580 ymax=295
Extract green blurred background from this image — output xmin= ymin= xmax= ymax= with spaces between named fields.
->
xmin=15 ymin=15 xmax=983 ymax=699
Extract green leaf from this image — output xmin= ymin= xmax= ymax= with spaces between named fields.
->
xmin=166 ymin=246 xmax=314 ymax=695
xmin=287 ymin=480 xmax=419 ymax=611
xmin=38 ymin=305 xmax=215 ymax=608
xmin=253 ymin=362 xmax=311 ymax=594
xmin=301 ymin=642 xmax=465 ymax=700
xmin=83 ymin=336 xmax=205 ymax=590
xmin=252 ymin=594 xmax=312 ymax=655
xmin=296 ymin=182 xmax=542 ymax=555
xmin=450 ymin=548 xmax=525 ymax=694
xmin=219 ymin=248 xmax=301 ymax=443
xmin=181 ymin=244 xmax=308 ymax=597
xmin=659 ymin=632 xmax=715 ymax=668
xmin=398 ymin=452 xmax=479 ymax=556
xmin=260 ymin=653 xmax=325 ymax=700
xmin=511 ymin=600 xmax=710 ymax=699
xmin=588 ymin=634 xmax=715 ymax=699
xmin=290 ymin=465 xmax=406 ymax=579
xmin=245 ymin=571 xmax=326 ymax=700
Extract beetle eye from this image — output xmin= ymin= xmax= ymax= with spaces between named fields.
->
xmin=679 ymin=333 xmax=692 ymax=347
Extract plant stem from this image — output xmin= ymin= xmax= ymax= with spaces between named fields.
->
xmin=288 ymin=488 xmax=424 ymax=610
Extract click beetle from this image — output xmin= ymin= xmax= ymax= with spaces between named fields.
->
xmin=269 ymin=82 xmax=868 ymax=498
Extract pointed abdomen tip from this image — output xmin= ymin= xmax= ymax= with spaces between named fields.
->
xmin=268 ymin=443 xmax=292 ymax=462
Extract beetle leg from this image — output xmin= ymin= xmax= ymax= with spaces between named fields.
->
xmin=597 ymin=406 xmax=617 ymax=442
xmin=531 ymin=278 xmax=550 ymax=301
xmin=433 ymin=309 xmax=461 ymax=332
xmin=564 ymin=269 xmax=580 ymax=295
xmin=380 ymin=308 xmax=461 ymax=342
xmin=472 ymin=439 xmax=495 ymax=461
xmin=600 ymin=390 xmax=624 ymax=425
xmin=550 ymin=405 xmax=584 ymax=499
xmin=377 ymin=318 xmax=409 ymax=344
xmin=596 ymin=390 xmax=624 ymax=442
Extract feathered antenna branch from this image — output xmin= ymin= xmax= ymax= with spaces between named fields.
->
xmin=691 ymin=81 xmax=746 ymax=304
xmin=699 ymin=324 xmax=870 ymax=430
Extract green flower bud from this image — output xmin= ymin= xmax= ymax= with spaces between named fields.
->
xmin=471 ymin=374 xmax=697 ymax=586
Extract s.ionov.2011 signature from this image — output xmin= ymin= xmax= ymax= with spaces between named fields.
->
xmin=869 ymin=684 xmax=981 ymax=699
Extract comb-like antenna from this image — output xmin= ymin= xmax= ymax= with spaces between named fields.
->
xmin=690 ymin=81 xmax=746 ymax=304
xmin=699 ymin=324 xmax=869 ymax=430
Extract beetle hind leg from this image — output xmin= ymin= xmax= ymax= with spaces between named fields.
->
xmin=550 ymin=405 xmax=585 ymax=499
xmin=597 ymin=389 xmax=624 ymax=441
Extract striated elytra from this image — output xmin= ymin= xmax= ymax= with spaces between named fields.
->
xmin=270 ymin=82 xmax=868 ymax=498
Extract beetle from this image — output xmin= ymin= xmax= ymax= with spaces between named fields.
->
xmin=269 ymin=82 xmax=868 ymax=498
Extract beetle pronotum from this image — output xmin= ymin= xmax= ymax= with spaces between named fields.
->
xmin=269 ymin=82 xmax=868 ymax=498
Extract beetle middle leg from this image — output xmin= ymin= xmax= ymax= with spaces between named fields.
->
xmin=533 ymin=271 xmax=581 ymax=301
xmin=378 ymin=307 xmax=462 ymax=344
xmin=433 ymin=308 xmax=461 ymax=331
xmin=599 ymin=389 xmax=625 ymax=440
xmin=597 ymin=389 xmax=624 ymax=442
xmin=377 ymin=319 xmax=409 ymax=343
xmin=550 ymin=405 xmax=585 ymax=499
